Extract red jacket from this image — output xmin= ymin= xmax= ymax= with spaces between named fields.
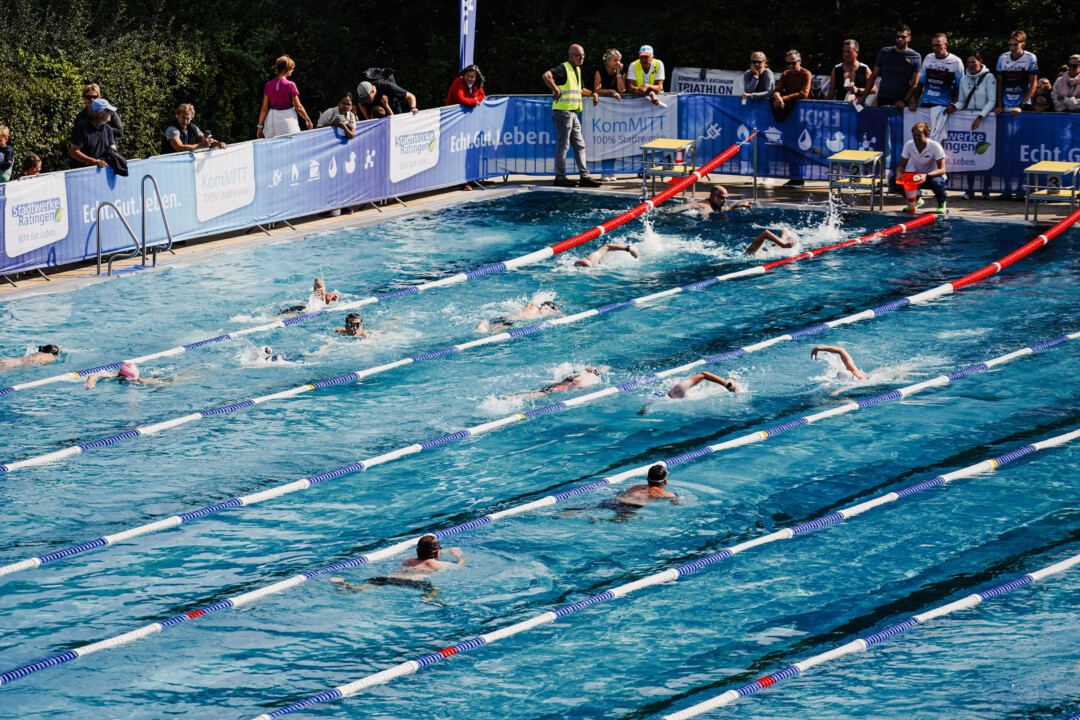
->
xmin=445 ymin=77 xmax=485 ymax=107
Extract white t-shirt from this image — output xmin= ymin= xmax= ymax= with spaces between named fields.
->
xmin=317 ymin=107 xmax=358 ymax=129
xmin=918 ymin=53 xmax=964 ymax=105
xmin=901 ymin=138 xmax=947 ymax=177
xmin=627 ymin=59 xmax=665 ymax=88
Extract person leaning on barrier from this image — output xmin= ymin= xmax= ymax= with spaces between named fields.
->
xmin=446 ymin=65 xmax=486 ymax=108
xmin=995 ymin=30 xmax=1039 ymax=116
xmin=593 ymin=49 xmax=626 ymax=105
xmin=946 ymin=51 xmax=997 ymax=200
xmin=771 ymin=50 xmax=811 ymax=122
xmin=356 ymin=78 xmax=419 ymax=119
xmin=20 ymin=153 xmax=41 ymax=177
xmin=70 ymin=99 xmax=119 ymax=169
xmin=861 ymin=25 xmax=922 ymax=107
xmin=163 ymin=104 xmax=227 ymax=154
xmin=1052 ymin=55 xmax=1080 ymax=112
xmin=740 ymin=52 xmax=774 ymax=101
xmin=317 ymin=93 xmax=358 ymax=139
xmin=825 ymin=40 xmax=870 ymax=103
xmin=72 ymin=83 xmax=123 ymax=137
xmin=626 ymin=45 xmax=665 ymax=105
xmin=541 ymin=44 xmax=601 ymax=189
xmin=257 ymin=55 xmax=314 ymax=139
xmin=909 ymin=34 xmax=964 ymax=111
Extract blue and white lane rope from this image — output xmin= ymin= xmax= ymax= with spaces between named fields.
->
xmin=660 ymin=550 xmax=1080 ymax=720
xmin=235 ymin=430 xmax=1080 ymax=719
xmin=1 ymin=354 xmax=1076 ymax=689
xmin=0 ymin=309 xmax=1074 ymax=580
xmin=0 ymin=140 xmax=755 ymax=400
xmin=0 ymin=216 xmax=935 ymax=474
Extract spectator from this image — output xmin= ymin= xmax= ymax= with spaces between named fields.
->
xmin=909 ymin=33 xmax=964 ymax=110
xmin=356 ymin=77 xmax=419 ymax=119
xmin=21 ymin=153 xmax=42 ymax=177
xmin=69 ymin=99 xmax=119 ymax=169
xmin=0 ymin=126 xmax=11 ymax=182
xmin=257 ymin=55 xmax=313 ymax=139
xmin=826 ymin=40 xmax=869 ymax=103
xmin=947 ymin=51 xmax=997 ymax=200
xmin=541 ymin=44 xmax=601 ymax=188
xmin=862 ymin=25 xmax=922 ymax=107
xmin=1032 ymin=94 xmax=1053 ymax=112
xmin=317 ymin=93 xmax=358 ymax=139
xmin=772 ymin=50 xmax=812 ymax=188
xmin=163 ymin=104 xmax=226 ymax=154
xmin=995 ymin=30 xmax=1038 ymax=115
xmin=740 ymin=51 xmax=774 ymax=101
xmin=446 ymin=65 xmax=486 ymax=108
xmin=593 ymin=49 xmax=626 ymax=105
xmin=72 ymin=83 xmax=123 ymax=137
xmin=627 ymin=45 xmax=665 ymax=105
xmin=895 ymin=122 xmax=948 ymax=214
xmin=1052 ymin=55 xmax=1080 ymax=112
xmin=1036 ymin=77 xmax=1053 ymax=95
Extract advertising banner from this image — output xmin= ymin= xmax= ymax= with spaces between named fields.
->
xmin=902 ymin=108 xmax=996 ymax=172
xmin=389 ymin=112 xmax=441 ymax=183
xmin=194 ymin=143 xmax=256 ymax=222
xmin=583 ymin=97 xmax=679 ymax=160
xmin=2 ymin=174 xmax=69 ymax=260
xmin=459 ymin=0 xmax=476 ymax=69
xmin=671 ymin=68 xmax=745 ymax=96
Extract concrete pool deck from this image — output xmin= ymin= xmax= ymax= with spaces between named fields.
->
xmin=1 ymin=173 xmax=1074 ymax=302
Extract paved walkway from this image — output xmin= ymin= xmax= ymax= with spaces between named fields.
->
xmin=1 ymin=174 xmax=1072 ymax=300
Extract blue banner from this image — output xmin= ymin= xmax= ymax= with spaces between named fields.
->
xmin=459 ymin=0 xmax=476 ymax=70
xmin=3 ymin=96 xmax=1079 ymax=277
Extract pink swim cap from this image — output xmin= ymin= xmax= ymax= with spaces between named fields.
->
xmin=118 ymin=362 xmax=140 ymax=380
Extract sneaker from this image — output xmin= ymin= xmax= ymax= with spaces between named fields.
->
xmin=553 ymin=176 xmax=577 ymax=188
xmin=999 ymin=193 xmax=1015 ymax=201
xmin=904 ymin=197 xmax=925 ymax=213
xmin=600 ymin=174 xmax=617 ymax=182
xmin=578 ymin=177 xmax=603 ymax=188
xmin=782 ymin=178 xmax=805 ymax=187
xmin=960 ymin=191 xmax=974 ymax=200
xmin=936 ymin=200 xmax=948 ymax=215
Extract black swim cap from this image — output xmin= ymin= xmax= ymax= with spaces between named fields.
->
xmin=38 ymin=344 xmax=60 ymax=355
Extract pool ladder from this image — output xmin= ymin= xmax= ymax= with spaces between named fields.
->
xmin=96 ymin=174 xmax=176 ymax=275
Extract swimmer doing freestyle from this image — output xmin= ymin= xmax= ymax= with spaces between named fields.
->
xmin=476 ymin=300 xmax=562 ymax=333
xmin=574 ymin=243 xmax=639 ymax=267
xmin=281 ymin=278 xmax=339 ymax=314
xmin=0 ymin=345 xmax=60 ymax=372
xmin=507 ymin=366 xmax=602 ymax=400
xmin=330 ymin=534 xmax=464 ymax=601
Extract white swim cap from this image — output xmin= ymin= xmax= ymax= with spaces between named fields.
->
xmin=261 ymin=346 xmax=273 ymax=358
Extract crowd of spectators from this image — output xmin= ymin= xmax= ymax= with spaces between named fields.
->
xmin=1 ymin=29 xmax=1077 ymax=185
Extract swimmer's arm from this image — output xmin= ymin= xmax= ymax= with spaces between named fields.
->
xmin=665 ymin=490 xmax=680 ymax=504
xmin=449 ymin=548 xmax=465 ymax=565
xmin=83 ymin=372 xmax=105 ymax=389
xmin=730 ymin=200 xmax=752 ymax=209
xmin=700 ymin=371 xmax=737 ymax=392
xmin=812 ymin=346 xmax=867 ymax=379
xmin=772 ymin=228 xmax=796 ymax=248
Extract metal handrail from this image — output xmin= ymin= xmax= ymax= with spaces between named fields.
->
xmin=141 ymin=174 xmax=175 ymax=262
xmin=95 ymin=201 xmax=141 ymax=276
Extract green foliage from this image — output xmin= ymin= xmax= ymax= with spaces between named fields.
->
xmin=0 ymin=0 xmax=1075 ymax=179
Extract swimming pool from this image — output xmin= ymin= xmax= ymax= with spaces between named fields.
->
xmin=1 ymin=190 xmax=1078 ymax=720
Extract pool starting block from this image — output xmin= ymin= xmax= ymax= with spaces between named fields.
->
xmin=641 ymin=138 xmax=698 ymax=199
xmin=827 ymin=150 xmax=885 ymax=210
xmin=1023 ymin=160 xmax=1080 ymax=221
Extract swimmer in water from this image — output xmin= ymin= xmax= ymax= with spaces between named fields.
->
xmin=564 ymin=464 xmax=679 ymax=521
xmin=281 ymin=278 xmax=340 ymax=314
xmin=334 ymin=313 xmax=369 ymax=338
xmin=744 ymin=228 xmax=797 ymax=255
xmin=574 ymin=243 xmax=639 ymax=267
xmin=667 ymin=371 xmax=739 ymax=398
xmin=83 ymin=362 xmax=163 ymax=389
xmin=476 ymin=300 xmax=563 ymax=333
xmin=256 ymin=346 xmax=303 ymax=363
xmin=672 ymin=185 xmax=752 ymax=219
xmin=0 ymin=345 xmax=60 ymax=372
xmin=508 ymin=366 xmax=602 ymax=400
xmin=811 ymin=345 xmax=868 ymax=380
xmin=330 ymin=534 xmax=464 ymax=602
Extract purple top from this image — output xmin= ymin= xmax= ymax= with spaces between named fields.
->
xmin=264 ymin=77 xmax=298 ymax=110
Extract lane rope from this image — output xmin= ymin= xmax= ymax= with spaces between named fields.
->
xmin=237 ymin=432 xmax=1080 ymax=719
xmin=661 ymin=550 xmax=1080 ymax=719
xmin=1 ymin=337 xmax=1074 ymax=686
xmin=0 ymin=137 xmax=756 ymax=400
xmin=0 ymin=214 xmax=936 ymax=473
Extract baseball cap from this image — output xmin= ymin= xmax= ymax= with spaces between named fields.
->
xmin=91 ymin=98 xmax=118 ymax=113
xmin=638 ymin=45 xmax=654 ymax=57
xmin=356 ymin=81 xmax=374 ymax=102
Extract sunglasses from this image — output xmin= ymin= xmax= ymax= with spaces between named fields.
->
xmin=84 ymin=94 xmax=99 ymax=100
xmin=751 ymin=60 xmax=763 ymax=65
xmin=786 ymin=61 xmax=798 ymax=65
xmin=895 ymin=35 xmax=909 ymax=40
xmin=1069 ymin=63 xmax=1080 ymax=68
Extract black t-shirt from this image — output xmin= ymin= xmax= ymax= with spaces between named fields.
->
xmin=595 ymin=65 xmax=620 ymax=90
xmin=70 ymin=119 xmax=116 ymax=166
xmin=371 ymin=79 xmax=409 ymax=113
xmin=548 ymin=64 xmax=570 ymax=85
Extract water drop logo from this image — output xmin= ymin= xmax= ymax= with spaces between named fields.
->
xmin=797 ymin=128 xmax=813 ymax=151
xmin=736 ymin=124 xmax=750 ymax=142
xmin=345 ymin=152 xmax=357 ymax=174
xmin=328 ymin=156 xmax=338 ymax=178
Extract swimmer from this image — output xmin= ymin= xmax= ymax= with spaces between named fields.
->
xmin=743 ymin=228 xmax=797 ymax=255
xmin=667 ymin=371 xmax=739 ymax=398
xmin=334 ymin=313 xmax=369 ymax=338
xmin=811 ymin=345 xmax=868 ymax=380
xmin=574 ymin=243 xmax=639 ymax=267
xmin=255 ymin=346 xmax=302 ymax=363
xmin=507 ymin=366 xmax=602 ymax=400
xmin=83 ymin=362 xmax=163 ymax=389
xmin=672 ymin=185 xmax=752 ymax=219
xmin=476 ymin=300 xmax=562 ymax=333
xmin=0 ymin=344 xmax=60 ymax=372
xmin=281 ymin=278 xmax=340 ymax=314
xmin=330 ymin=534 xmax=464 ymax=601
xmin=564 ymin=464 xmax=679 ymax=521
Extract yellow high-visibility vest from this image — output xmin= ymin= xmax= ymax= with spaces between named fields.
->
xmin=552 ymin=62 xmax=582 ymax=112
xmin=631 ymin=59 xmax=660 ymax=88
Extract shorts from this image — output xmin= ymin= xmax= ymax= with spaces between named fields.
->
xmin=598 ymin=499 xmax=645 ymax=515
xmin=365 ymin=576 xmax=436 ymax=593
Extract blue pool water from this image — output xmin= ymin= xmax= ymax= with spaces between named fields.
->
xmin=0 ymin=191 xmax=1078 ymax=720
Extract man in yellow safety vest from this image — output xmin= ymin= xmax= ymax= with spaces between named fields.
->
xmin=542 ymin=44 xmax=602 ymax=188
xmin=627 ymin=45 xmax=665 ymax=105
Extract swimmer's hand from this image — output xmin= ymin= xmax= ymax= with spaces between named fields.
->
xmin=449 ymin=547 xmax=465 ymax=565
xmin=627 ymin=246 xmax=640 ymax=258
xmin=731 ymin=200 xmax=752 ymax=210
xmin=83 ymin=373 xmax=100 ymax=389
xmin=726 ymin=381 xmax=739 ymax=393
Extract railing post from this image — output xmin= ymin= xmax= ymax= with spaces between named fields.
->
xmin=752 ymin=127 xmax=758 ymax=204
